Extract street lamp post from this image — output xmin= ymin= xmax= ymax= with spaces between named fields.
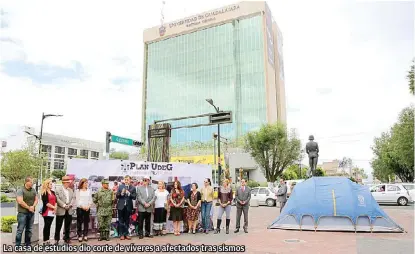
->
xmin=36 ymin=113 xmax=63 ymax=191
xmin=206 ymin=99 xmax=222 ymax=182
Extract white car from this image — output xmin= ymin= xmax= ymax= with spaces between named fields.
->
xmin=401 ymin=183 xmax=415 ymax=201
xmin=250 ymin=187 xmax=277 ymax=207
xmin=370 ymin=183 xmax=412 ymax=206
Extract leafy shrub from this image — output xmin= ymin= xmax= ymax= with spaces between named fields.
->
xmin=247 ymin=180 xmax=260 ymax=188
xmin=1 ymin=183 xmax=10 ymax=192
xmin=1 ymin=216 xmax=17 ymax=232
xmin=1 ymin=194 xmax=10 ymax=203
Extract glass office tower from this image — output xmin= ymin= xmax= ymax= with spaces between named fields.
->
xmin=142 ymin=2 xmax=286 ymax=147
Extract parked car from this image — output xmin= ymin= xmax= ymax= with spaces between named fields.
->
xmin=401 ymin=183 xmax=415 ymax=201
xmin=250 ymin=187 xmax=277 ymax=207
xmin=370 ymin=183 xmax=412 ymax=206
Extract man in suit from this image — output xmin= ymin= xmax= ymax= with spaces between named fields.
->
xmin=234 ymin=178 xmax=251 ymax=233
xmin=136 ymin=176 xmax=156 ymax=239
xmin=276 ymin=178 xmax=287 ymax=212
xmin=116 ymin=175 xmax=136 ymax=240
xmin=55 ymin=176 xmax=75 ymax=244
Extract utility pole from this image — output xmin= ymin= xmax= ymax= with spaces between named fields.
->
xmin=106 ymin=132 xmax=111 ymax=160
xmin=213 ymin=133 xmax=217 ymax=185
xmin=36 ymin=113 xmax=62 ymax=192
xmin=217 ymin=122 xmax=221 ymax=182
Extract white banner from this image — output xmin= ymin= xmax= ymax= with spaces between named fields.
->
xmin=67 ymin=159 xmax=211 ymax=191
xmin=66 ymin=159 xmax=212 ymax=237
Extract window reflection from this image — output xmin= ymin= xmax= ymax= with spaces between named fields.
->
xmin=145 ymin=16 xmax=267 ymax=148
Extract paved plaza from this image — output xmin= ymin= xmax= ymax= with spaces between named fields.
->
xmin=1 ymin=204 xmax=413 ymax=253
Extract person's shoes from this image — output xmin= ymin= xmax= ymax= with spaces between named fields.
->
xmin=145 ymin=234 xmax=153 ymax=238
xmin=78 ymin=237 xmax=83 ymax=242
xmin=125 ymin=236 xmax=131 ymax=240
xmin=64 ymin=240 xmax=71 ymax=244
xmin=226 ymin=219 xmax=230 ymax=234
xmin=139 ymin=235 xmax=144 ymax=239
xmin=244 ymin=228 xmax=248 ymax=233
xmin=105 ymin=231 xmax=110 ymax=241
xmin=214 ymin=219 xmax=222 ymax=234
xmin=120 ymin=235 xmax=125 ymax=240
xmin=83 ymin=236 xmax=88 ymax=242
xmin=192 ymin=229 xmax=196 ymax=234
xmin=205 ymin=229 xmax=209 ymax=234
xmin=234 ymin=229 xmax=240 ymax=233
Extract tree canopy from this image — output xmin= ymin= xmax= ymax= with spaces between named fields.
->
xmin=351 ymin=167 xmax=368 ymax=179
xmin=407 ymin=59 xmax=414 ymax=95
xmin=371 ymin=106 xmax=414 ymax=182
xmin=1 ymin=149 xmax=41 ymax=189
xmin=51 ymin=169 xmax=66 ymax=180
xmin=109 ymin=151 xmax=130 ymax=160
xmin=245 ymin=123 xmax=301 ymax=183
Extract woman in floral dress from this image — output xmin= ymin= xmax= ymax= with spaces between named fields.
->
xmin=185 ymin=183 xmax=201 ymax=234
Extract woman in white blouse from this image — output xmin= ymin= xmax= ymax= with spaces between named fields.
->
xmin=76 ymin=178 xmax=93 ymax=242
xmin=153 ymin=181 xmax=169 ymax=236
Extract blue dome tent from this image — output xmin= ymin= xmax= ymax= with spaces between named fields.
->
xmin=268 ymin=177 xmax=404 ymax=232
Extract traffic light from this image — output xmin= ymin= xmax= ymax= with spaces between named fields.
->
xmin=209 ymin=111 xmax=232 ymax=124
xmin=133 ymin=140 xmax=144 ymax=147
xmin=106 ymin=131 xmax=111 ymax=154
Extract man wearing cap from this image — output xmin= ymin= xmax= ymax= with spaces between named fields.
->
xmin=55 ymin=176 xmax=75 ymax=244
xmin=93 ymin=179 xmax=114 ymax=241
xmin=116 ymin=175 xmax=136 ymax=240
xmin=136 ymin=176 xmax=156 ymax=239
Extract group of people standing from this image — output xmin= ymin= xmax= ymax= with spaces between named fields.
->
xmin=14 ymin=174 xmax=253 ymax=246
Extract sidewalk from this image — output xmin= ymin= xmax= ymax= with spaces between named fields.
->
xmin=1 ymin=205 xmax=413 ymax=254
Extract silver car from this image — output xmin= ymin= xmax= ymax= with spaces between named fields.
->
xmin=251 ymin=187 xmax=277 ymax=207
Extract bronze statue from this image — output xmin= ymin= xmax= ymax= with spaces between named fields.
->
xmin=306 ymin=135 xmax=319 ymax=177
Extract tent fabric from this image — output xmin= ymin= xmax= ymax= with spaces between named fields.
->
xmin=268 ymin=177 xmax=404 ymax=232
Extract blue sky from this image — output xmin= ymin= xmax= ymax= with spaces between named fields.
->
xmin=0 ymin=0 xmax=413 ymax=179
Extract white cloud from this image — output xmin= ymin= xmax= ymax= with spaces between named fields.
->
xmin=0 ymin=0 xmax=413 ymax=180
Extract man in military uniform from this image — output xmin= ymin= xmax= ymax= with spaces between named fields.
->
xmin=93 ymin=179 xmax=114 ymax=241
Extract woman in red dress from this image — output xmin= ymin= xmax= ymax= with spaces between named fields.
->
xmin=169 ymin=181 xmax=185 ymax=236
xmin=41 ymin=179 xmax=57 ymax=244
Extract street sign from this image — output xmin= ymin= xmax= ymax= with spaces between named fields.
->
xmin=209 ymin=111 xmax=232 ymax=124
xmin=111 ymin=135 xmax=133 ymax=145
xmin=148 ymin=127 xmax=171 ymax=138
xmin=110 ymin=134 xmax=143 ymax=147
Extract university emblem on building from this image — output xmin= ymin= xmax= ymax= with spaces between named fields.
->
xmin=159 ymin=25 xmax=166 ymax=36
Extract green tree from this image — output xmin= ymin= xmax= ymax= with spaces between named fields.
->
xmin=351 ymin=167 xmax=368 ymax=179
xmin=245 ymin=123 xmax=301 ymax=183
xmin=315 ymin=167 xmax=326 ymax=176
xmin=51 ymin=169 xmax=66 ymax=180
xmin=0 ymin=149 xmax=41 ymax=190
xmin=407 ymin=59 xmax=414 ymax=95
xmin=371 ymin=106 xmax=414 ymax=182
xmin=282 ymin=167 xmax=298 ymax=180
xmin=109 ymin=151 xmax=129 ymax=160
xmin=338 ymin=157 xmax=353 ymax=175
